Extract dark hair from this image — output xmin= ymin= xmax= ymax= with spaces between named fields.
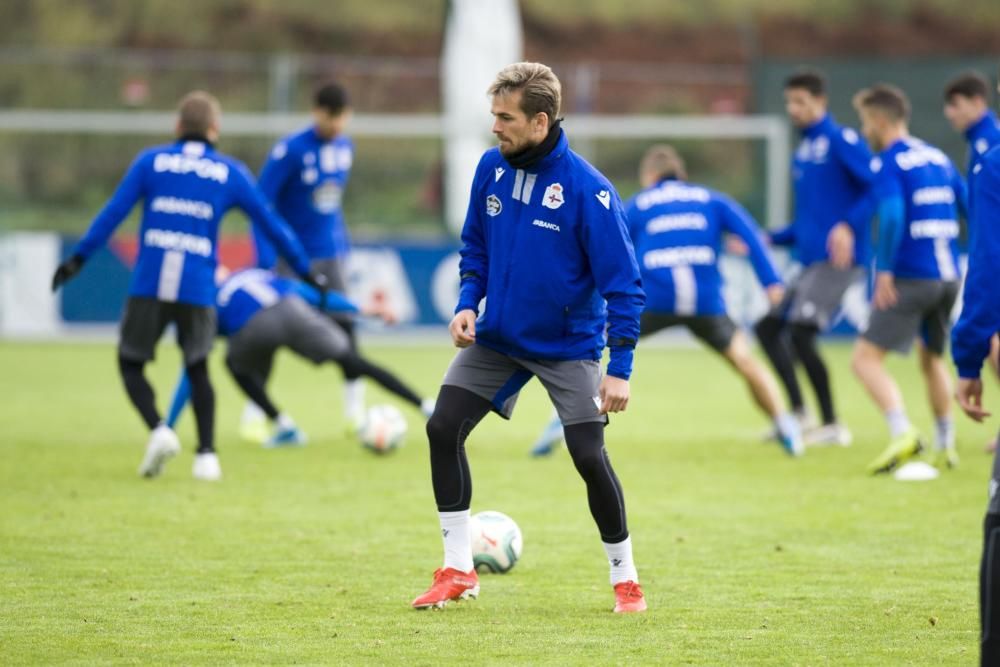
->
xmin=313 ymin=82 xmax=350 ymax=114
xmin=853 ymin=83 xmax=911 ymax=123
xmin=943 ymin=71 xmax=990 ymax=102
xmin=784 ymin=68 xmax=827 ymax=97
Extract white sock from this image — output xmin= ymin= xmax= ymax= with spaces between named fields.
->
xmin=603 ymin=536 xmax=638 ymax=586
xmin=242 ymin=400 xmax=265 ymax=423
xmin=439 ymin=510 xmax=473 ymax=572
xmin=276 ymin=413 xmax=296 ymax=430
xmin=934 ymin=416 xmax=955 ymax=450
xmin=775 ymin=412 xmax=800 ymax=440
xmin=885 ymin=408 xmax=911 ymax=438
xmin=344 ymin=379 xmax=366 ymax=417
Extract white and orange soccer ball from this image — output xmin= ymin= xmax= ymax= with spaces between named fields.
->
xmin=358 ymin=404 xmax=407 ymax=453
xmin=470 ymin=510 xmax=523 ymax=574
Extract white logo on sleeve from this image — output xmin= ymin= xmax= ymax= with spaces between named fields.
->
xmin=976 ymin=138 xmax=990 ymax=154
xmin=271 ymin=142 xmax=288 ymax=160
xmin=595 ymin=190 xmax=611 ymax=209
xmin=842 ymin=128 xmax=859 ymax=145
xmin=495 ymin=167 xmax=505 ymax=182
xmin=542 ymin=183 xmax=565 ymax=209
xmin=486 ymin=194 xmax=502 ymax=217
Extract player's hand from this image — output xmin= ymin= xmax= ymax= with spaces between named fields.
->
xmin=765 ymin=284 xmax=785 ymax=308
xmin=599 ymin=375 xmax=630 ymax=414
xmin=725 ymin=236 xmax=750 ymax=256
xmin=956 ymin=377 xmax=991 ymax=423
xmin=51 ymin=254 xmax=84 ymax=292
xmin=873 ymin=272 xmax=898 ymax=310
xmin=827 ymin=222 xmax=855 ymax=270
xmin=362 ymin=292 xmax=398 ymax=325
xmin=449 ymin=309 xmax=477 ymax=347
xmin=304 ymin=271 xmax=329 ymax=308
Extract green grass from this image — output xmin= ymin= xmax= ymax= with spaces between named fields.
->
xmin=0 ymin=340 xmax=993 ymax=665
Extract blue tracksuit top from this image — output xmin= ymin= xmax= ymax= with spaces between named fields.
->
xmin=965 ymin=110 xmax=1000 ymax=176
xmin=770 ymin=113 xmax=875 ymax=267
xmin=73 ymin=139 xmax=312 ymax=307
xmin=455 ymin=130 xmax=645 ymax=380
xmin=216 ymin=268 xmax=358 ymax=337
xmin=953 ymin=144 xmax=1000 ymax=378
xmin=252 ymin=126 xmax=354 ymax=266
xmin=627 ymin=178 xmax=781 ymax=316
xmin=871 ymin=136 xmax=966 ymax=281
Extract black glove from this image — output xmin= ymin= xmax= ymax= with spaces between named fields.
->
xmin=51 ymin=254 xmax=85 ymax=292
xmin=303 ymin=271 xmax=329 ymax=310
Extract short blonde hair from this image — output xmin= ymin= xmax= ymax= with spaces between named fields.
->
xmin=640 ymin=144 xmax=687 ymax=181
xmin=177 ymin=91 xmax=221 ymax=136
xmin=488 ymin=62 xmax=561 ymax=123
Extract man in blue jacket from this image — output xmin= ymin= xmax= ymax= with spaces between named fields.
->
xmin=50 ymin=91 xmax=319 ymax=481
xmin=850 ymin=84 xmax=965 ymax=474
xmin=411 ymin=62 xmax=647 ymax=613
xmin=531 ymin=144 xmax=803 ymax=458
xmin=251 ymin=82 xmax=367 ymax=433
xmin=952 ymin=140 xmax=1000 ymax=667
xmin=754 ymin=69 xmax=875 ymax=448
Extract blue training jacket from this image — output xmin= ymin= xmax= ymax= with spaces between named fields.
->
xmin=456 ymin=130 xmax=645 ymax=379
xmin=870 ymin=136 xmax=966 ymax=281
xmin=73 ymin=139 xmax=312 ymax=307
xmin=963 ymin=110 xmax=1000 ymax=221
xmin=252 ymin=126 xmax=354 ymax=266
xmin=770 ymin=113 xmax=875 ymax=267
xmin=627 ymin=178 xmax=781 ymax=316
xmin=953 ymin=144 xmax=1000 ymax=379
xmin=216 ymin=268 xmax=358 ymax=337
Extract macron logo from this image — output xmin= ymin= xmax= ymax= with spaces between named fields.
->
xmin=595 ymin=190 xmax=611 ymax=209
xmin=532 ymin=219 xmax=560 ymax=233
xmin=495 ymin=167 xmax=505 ymax=182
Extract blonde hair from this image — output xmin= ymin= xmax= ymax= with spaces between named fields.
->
xmin=177 ymin=91 xmax=221 ymax=136
xmin=488 ymin=62 xmax=561 ymax=123
xmin=640 ymin=144 xmax=687 ymax=181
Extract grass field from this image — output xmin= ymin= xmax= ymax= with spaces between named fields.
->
xmin=0 ymin=339 xmax=994 ymax=665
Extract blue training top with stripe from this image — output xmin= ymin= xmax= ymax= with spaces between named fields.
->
xmin=72 ymin=139 xmax=312 ymax=307
xmin=627 ymin=178 xmax=782 ymax=317
xmin=770 ymin=113 xmax=875 ymax=267
xmin=456 ymin=129 xmax=645 ymax=380
xmin=252 ymin=126 xmax=354 ymax=267
xmin=871 ymin=136 xmax=966 ymax=280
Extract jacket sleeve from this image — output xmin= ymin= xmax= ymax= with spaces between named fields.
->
xmin=232 ymin=163 xmax=312 ymax=279
xmin=768 ymin=225 xmax=796 ymax=247
xmin=716 ymin=194 xmax=781 ymax=287
xmin=455 ymin=157 xmax=490 ymax=314
xmin=293 ymin=281 xmax=359 ymax=314
xmin=953 ymin=158 xmax=1000 ymax=379
xmin=74 ymin=153 xmax=148 ymax=259
xmin=252 ymin=141 xmax=297 ymax=269
xmin=871 ymin=159 xmax=905 ymax=274
xmin=582 ymin=185 xmax=645 ymax=380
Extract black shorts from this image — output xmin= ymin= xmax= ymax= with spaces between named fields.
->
xmin=640 ymin=312 xmax=737 ymax=353
xmin=861 ymin=279 xmax=959 ymax=355
xmin=118 ymin=296 xmax=216 ymax=365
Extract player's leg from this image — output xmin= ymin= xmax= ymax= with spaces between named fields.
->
xmin=920 ymin=282 xmax=960 ymax=469
xmin=314 ymin=257 xmax=366 ymax=427
xmin=118 ymin=297 xmax=180 ymax=478
xmin=413 ymin=345 xmax=526 ymax=609
xmin=530 ymin=358 xmax=645 ymax=613
xmin=754 ymin=280 xmax=808 ymax=421
xmin=175 ymin=303 xmax=220 ymax=480
xmin=982 ymin=450 xmax=1000 ymax=665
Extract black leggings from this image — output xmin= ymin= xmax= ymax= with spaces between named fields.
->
xmin=426 ymin=385 xmax=629 ymax=543
xmin=755 ymin=316 xmax=836 ymax=424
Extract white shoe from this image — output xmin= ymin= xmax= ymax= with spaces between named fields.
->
xmin=192 ymin=452 xmax=222 ymax=481
xmin=804 ymin=423 xmax=853 ymax=447
xmin=138 ymin=425 xmax=181 ymax=478
xmin=761 ymin=409 xmax=815 ymax=443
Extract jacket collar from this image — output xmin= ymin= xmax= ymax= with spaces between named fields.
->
xmin=801 ymin=112 xmax=834 ymax=138
xmin=502 ymin=128 xmax=569 ymax=173
xmin=966 ymin=110 xmax=999 ymax=142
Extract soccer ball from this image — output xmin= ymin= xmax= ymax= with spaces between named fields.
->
xmin=470 ymin=510 xmax=523 ymax=574
xmin=358 ymin=404 xmax=407 ymax=453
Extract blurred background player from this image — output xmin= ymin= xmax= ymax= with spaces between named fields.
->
xmin=951 ymin=115 xmax=1000 ymax=667
xmin=249 ymin=81 xmax=367 ymax=438
xmin=411 ymin=62 xmax=647 ymax=613
xmin=531 ymin=144 xmax=803 ymax=458
xmin=850 ymin=84 xmax=965 ymax=474
xmin=754 ymin=68 xmax=875 ymax=448
xmin=50 ymin=91 xmax=319 ymax=481
xmin=164 ymin=268 xmax=433 ymax=447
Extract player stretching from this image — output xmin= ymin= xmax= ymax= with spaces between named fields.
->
xmin=250 ymin=82 xmax=367 ymax=435
xmin=51 ymin=92 xmax=318 ymax=481
xmin=951 ymin=131 xmax=1000 ymax=667
xmin=164 ymin=268 xmax=433 ymax=446
xmin=754 ymin=69 xmax=875 ymax=447
xmin=850 ymin=84 xmax=965 ymax=473
xmin=411 ymin=63 xmax=647 ymax=613
xmin=531 ymin=144 xmax=802 ymax=458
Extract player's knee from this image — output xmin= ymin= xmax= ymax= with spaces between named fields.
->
xmin=338 ymin=353 xmax=364 ymax=378
xmin=426 ymin=409 xmax=462 ymax=453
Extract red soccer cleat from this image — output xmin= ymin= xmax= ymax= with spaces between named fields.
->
xmin=411 ymin=567 xmax=480 ymax=609
xmin=613 ymin=580 xmax=647 ymax=613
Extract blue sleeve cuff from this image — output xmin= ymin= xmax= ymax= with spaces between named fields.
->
xmin=957 ymin=364 xmax=982 ymax=380
xmin=607 ymin=347 xmax=634 ymax=381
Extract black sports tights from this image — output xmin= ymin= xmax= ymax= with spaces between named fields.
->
xmin=119 ymin=356 xmax=161 ymax=430
xmin=426 ymin=385 xmax=629 ymax=542
xmin=788 ymin=323 xmax=835 ymax=425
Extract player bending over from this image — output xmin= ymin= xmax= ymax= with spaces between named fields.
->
xmin=411 ymin=62 xmax=647 ymax=613
xmin=531 ymin=144 xmax=802 ymax=457
xmin=850 ymin=84 xmax=965 ymax=473
xmin=165 ymin=268 xmax=433 ymax=446
xmin=51 ymin=91 xmax=319 ymax=481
